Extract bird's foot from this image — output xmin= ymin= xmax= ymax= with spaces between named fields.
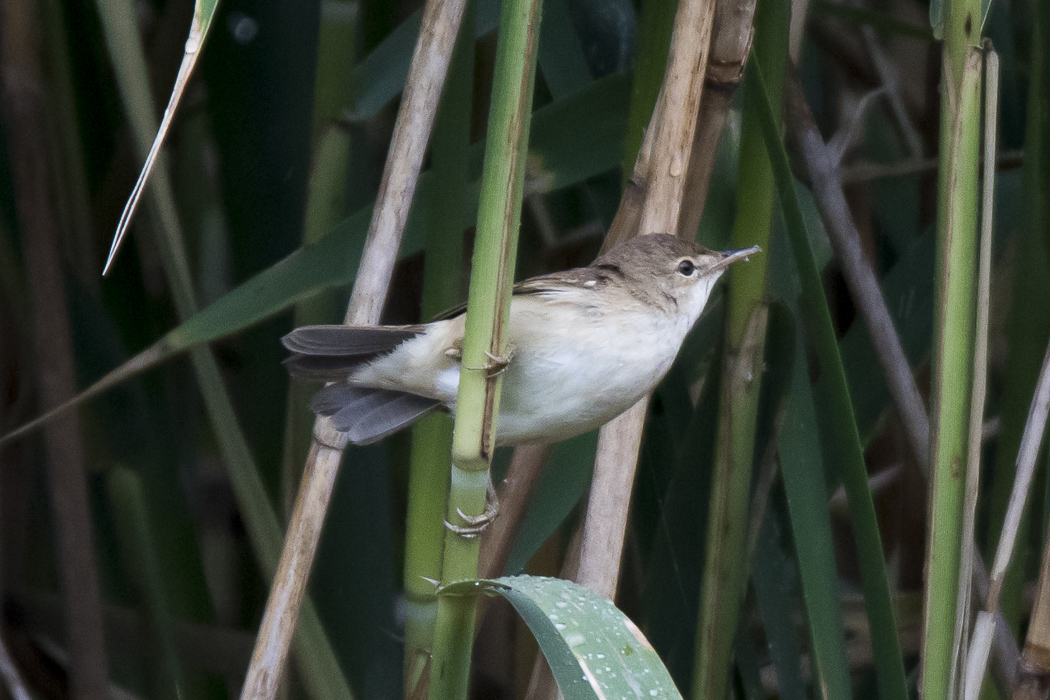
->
xmin=463 ymin=349 xmax=514 ymax=378
xmin=444 ymin=483 xmax=500 ymax=538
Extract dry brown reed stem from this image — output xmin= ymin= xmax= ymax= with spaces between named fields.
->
xmin=636 ymin=0 xmax=717 ymax=237
xmin=970 ymin=555 xmax=1021 ymax=690
xmin=784 ymin=73 xmax=931 ymax=470
xmin=1 ymin=3 xmax=109 ymax=697
xmin=478 ymin=443 xmax=551 ymax=579
xmin=966 ymin=341 xmax=1050 ymax=699
xmin=576 ymin=399 xmax=650 ymax=598
xmin=576 ymin=0 xmax=717 ymax=602
xmin=1013 ymin=538 xmax=1050 ymax=699
xmin=239 ymin=0 xmax=467 ymax=696
xmin=677 ymin=0 xmax=758 ymax=239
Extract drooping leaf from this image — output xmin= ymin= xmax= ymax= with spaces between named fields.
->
xmin=443 ymin=576 xmax=683 ymax=700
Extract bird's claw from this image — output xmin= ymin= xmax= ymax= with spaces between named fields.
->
xmin=444 ymin=483 xmax=500 ymax=538
xmin=464 ymin=349 xmax=514 ymax=378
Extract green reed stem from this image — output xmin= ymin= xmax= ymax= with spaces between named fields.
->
xmin=691 ymin=0 xmax=785 ymax=696
xmin=402 ymin=3 xmax=473 ymax=694
xmin=923 ymin=0 xmax=984 ymax=693
xmin=429 ymin=0 xmax=543 ymax=696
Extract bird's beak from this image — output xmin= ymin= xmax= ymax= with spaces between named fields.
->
xmin=711 ymin=245 xmax=762 ymax=273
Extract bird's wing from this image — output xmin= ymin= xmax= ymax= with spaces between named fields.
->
xmin=430 ymin=269 xmax=603 ymax=321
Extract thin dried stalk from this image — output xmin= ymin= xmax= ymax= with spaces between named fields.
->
xmin=677 ymin=0 xmax=758 ymax=238
xmin=637 ymin=0 xmax=718 ymax=237
xmin=1 ymin=3 xmax=109 ymax=696
xmin=239 ymin=1 xmax=467 ymax=696
xmin=577 ymin=0 xmax=718 ymax=603
xmin=954 ymin=46 xmax=997 ymax=700
xmin=1013 ymin=539 xmax=1050 ymax=699
xmin=966 ymin=340 xmax=1050 ymax=698
xmin=785 ymin=72 xmax=931 ymax=469
xmin=576 ymin=399 xmax=651 ymax=598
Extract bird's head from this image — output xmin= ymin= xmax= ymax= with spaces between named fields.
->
xmin=596 ymin=233 xmax=761 ymax=325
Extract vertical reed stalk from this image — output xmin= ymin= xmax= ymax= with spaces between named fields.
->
xmin=677 ymin=0 xmax=759 ymax=238
xmin=954 ymin=45 xmax=998 ymax=700
xmin=402 ymin=3 xmax=473 ymax=693
xmin=692 ymin=2 xmax=785 ymax=696
xmin=428 ymin=0 xmax=543 ymax=696
xmin=923 ymin=0 xmax=984 ymax=693
xmin=577 ymin=0 xmax=718 ymax=603
xmin=240 ymin=0 xmax=468 ymax=695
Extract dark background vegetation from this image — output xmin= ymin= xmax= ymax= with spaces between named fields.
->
xmin=0 ymin=0 xmax=1047 ymax=697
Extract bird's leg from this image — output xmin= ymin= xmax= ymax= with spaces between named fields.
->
xmin=444 ymin=480 xmax=499 ymax=538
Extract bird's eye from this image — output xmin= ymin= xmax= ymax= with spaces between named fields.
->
xmin=677 ymin=260 xmax=696 ymax=276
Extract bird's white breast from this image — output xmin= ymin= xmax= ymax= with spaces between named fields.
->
xmin=493 ymin=292 xmax=691 ymax=443
xmin=348 ymin=285 xmax=702 ymax=445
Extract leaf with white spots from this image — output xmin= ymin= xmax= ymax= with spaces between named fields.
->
xmin=441 ymin=576 xmax=682 ymax=699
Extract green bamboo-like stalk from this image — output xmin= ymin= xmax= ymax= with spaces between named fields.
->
xmin=107 ymin=467 xmax=185 ymax=700
xmin=923 ymin=0 xmax=984 ymax=693
xmin=428 ymin=0 xmax=543 ymax=695
xmin=691 ymin=0 xmax=785 ymax=696
xmin=93 ymin=0 xmax=352 ymax=696
xmin=310 ymin=0 xmax=358 ymax=139
xmin=402 ymin=3 xmax=473 ymax=693
xmin=282 ymin=123 xmax=352 ymax=514
xmin=622 ymin=0 xmax=676 ymax=179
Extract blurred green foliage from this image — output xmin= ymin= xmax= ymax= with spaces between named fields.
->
xmin=0 ymin=0 xmax=1046 ymax=697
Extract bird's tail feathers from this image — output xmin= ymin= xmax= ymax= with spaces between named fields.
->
xmin=309 ymin=383 xmax=440 ymax=445
xmin=282 ymin=324 xmax=425 ymax=382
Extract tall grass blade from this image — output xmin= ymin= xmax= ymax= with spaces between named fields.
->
xmin=750 ymin=59 xmax=908 ymax=700
xmin=92 ymin=0 xmax=352 ymax=695
xmin=103 ymin=0 xmax=219 ymax=274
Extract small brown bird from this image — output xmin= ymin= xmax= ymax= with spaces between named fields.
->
xmin=283 ymin=233 xmax=758 ymax=446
